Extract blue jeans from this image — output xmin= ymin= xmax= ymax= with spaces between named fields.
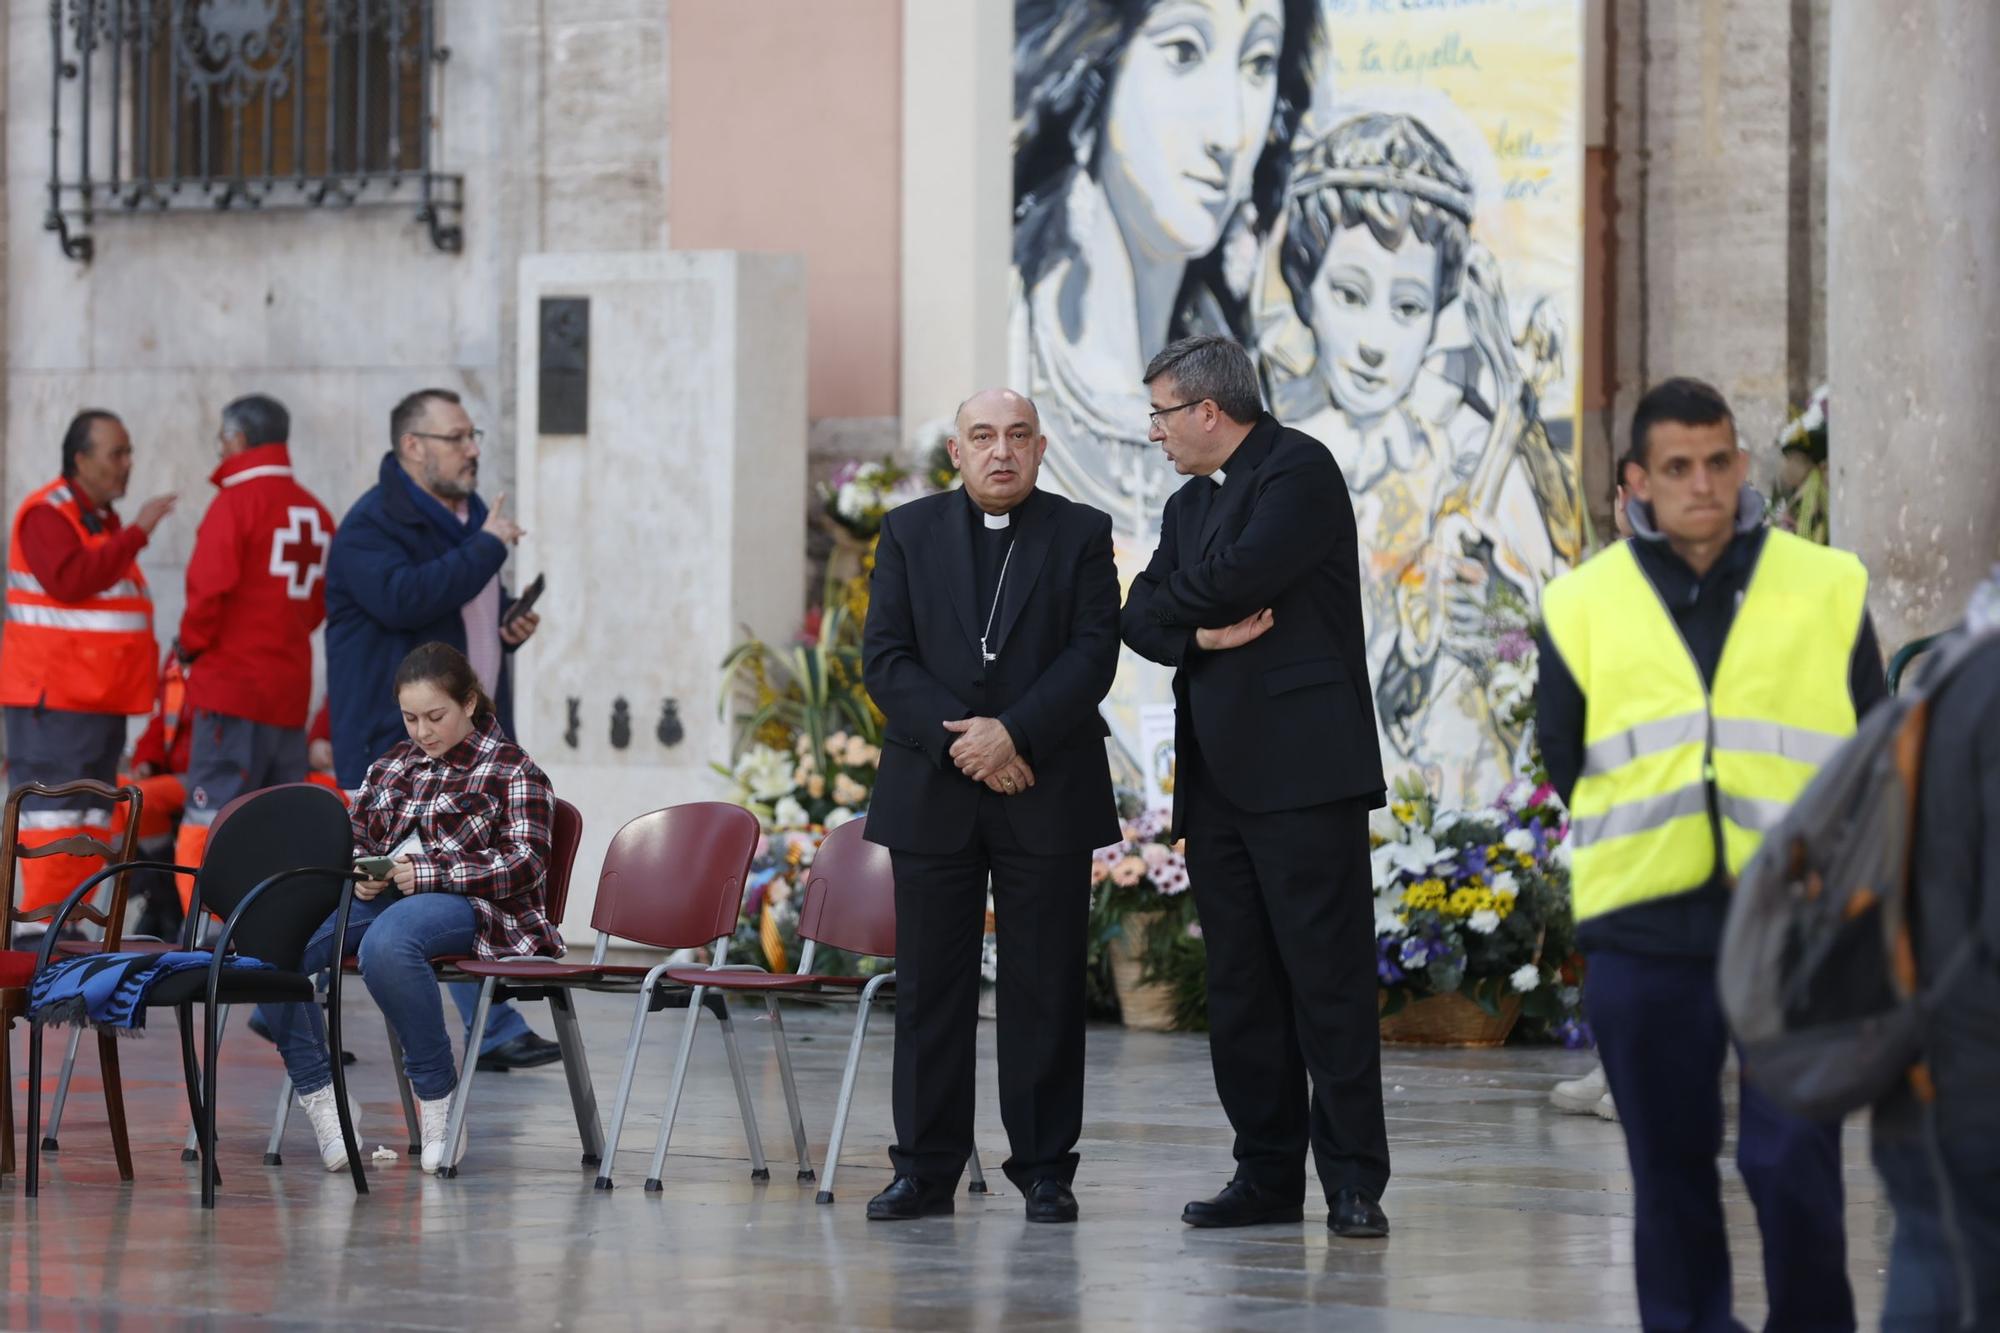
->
xmin=450 ymin=982 xmax=531 ymax=1053
xmin=1585 ymin=950 xmax=1856 ymax=1333
xmin=258 ymin=894 xmax=478 ymax=1102
xmin=1873 ymin=1124 xmax=2000 ymax=1331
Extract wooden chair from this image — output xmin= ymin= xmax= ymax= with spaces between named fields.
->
xmin=0 ymin=779 xmax=143 ymax=1178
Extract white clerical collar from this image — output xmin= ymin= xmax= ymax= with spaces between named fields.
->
xmin=1213 ymin=466 xmax=1229 ymax=487
xmin=982 ymin=509 xmax=1012 ymax=530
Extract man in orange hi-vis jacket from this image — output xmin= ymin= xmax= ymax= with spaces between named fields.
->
xmin=0 ymin=410 xmax=177 ymax=914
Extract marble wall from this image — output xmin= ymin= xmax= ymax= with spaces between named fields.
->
xmin=513 ymin=252 xmax=807 ymax=940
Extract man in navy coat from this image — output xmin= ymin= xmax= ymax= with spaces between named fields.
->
xmin=322 ymin=387 xmax=560 ymax=1072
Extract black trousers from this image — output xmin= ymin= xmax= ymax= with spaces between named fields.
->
xmin=888 ymin=791 xmax=1088 ymax=1193
xmin=1587 ymin=950 xmax=1855 ymax=1333
xmin=1183 ymin=755 xmax=1389 ymax=1205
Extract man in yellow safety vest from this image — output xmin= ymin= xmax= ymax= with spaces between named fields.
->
xmin=1538 ymin=378 xmax=1883 ymax=1332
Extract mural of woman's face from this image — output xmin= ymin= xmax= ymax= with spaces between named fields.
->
xmin=1099 ymin=0 xmax=1285 ymax=261
xmin=1308 ymin=222 xmax=1442 ymax=423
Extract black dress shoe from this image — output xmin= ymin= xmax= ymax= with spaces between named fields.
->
xmin=866 ymin=1175 xmax=954 ymax=1221
xmin=1024 ymin=1179 xmax=1079 ymax=1224
xmin=1328 ymin=1187 xmax=1390 ymax=1238
xmin=246 ymin=1010 xmax=356 ymax=1066
xmin=1181 ymin=1179 xmax=1304 ymax=1228
xmin=474 ymin=1032 xmax=563 ymax=1072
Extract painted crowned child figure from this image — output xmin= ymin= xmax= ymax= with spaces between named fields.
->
xmin=1265 ymin=112 xmax=1580 ymax=807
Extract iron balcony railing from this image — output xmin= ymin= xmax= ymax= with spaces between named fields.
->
xmin=45 ymin=0 xmax=464 ymax=261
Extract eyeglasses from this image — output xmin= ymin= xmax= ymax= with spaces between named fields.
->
xmin=411 ymin=429 xmax=485 ymax=449
xmin=1148 ymin=400 xmax=1206 ymax=425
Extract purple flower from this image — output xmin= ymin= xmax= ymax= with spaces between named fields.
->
xmin=1494 ymin=628 xmax=1533 ymax=664
xmin=1556 ymin=1018 xmax=1595 ymax=1050
xmin=1399 ymin=937 xmax=1431 ymax=969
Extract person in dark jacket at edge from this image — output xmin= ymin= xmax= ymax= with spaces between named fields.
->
xmin=1870 ymin=569 xmax=2000 ymax=1332
xmin=320 ymin=388 xmax=561 ymax=1074
xmin=1536 ymin=378 xmax=1885 ymax=1333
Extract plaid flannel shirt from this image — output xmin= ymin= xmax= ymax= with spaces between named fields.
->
xmin=351 ymin=718 xmax=563 ymax=960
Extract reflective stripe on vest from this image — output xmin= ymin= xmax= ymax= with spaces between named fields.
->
xmin=1542 ymin=531 xmax=1867 ymax=924
xmin=0 ymin=478 xmax=156 ymax=714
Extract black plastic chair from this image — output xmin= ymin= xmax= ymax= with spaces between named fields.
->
xmin=24 ymin=784 xmax=366 ymax=1208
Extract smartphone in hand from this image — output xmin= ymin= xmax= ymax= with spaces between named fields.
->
xmin=354 ymin=855 xmax=399 ymax=881
xmin=503 ymin=573 xmax=546 ymax=627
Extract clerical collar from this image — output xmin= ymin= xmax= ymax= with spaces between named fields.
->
xmin=1213 ymin=466 xmax=1229 ymax=487
xmin=965 ymin=490 xmax=1014 ymax=529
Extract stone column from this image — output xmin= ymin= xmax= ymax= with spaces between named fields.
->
xmin=1828 ymin=2 xmax=2000 ymax=650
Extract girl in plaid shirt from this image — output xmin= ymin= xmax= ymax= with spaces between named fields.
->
xmin=257 ymin=642 xmax=559 ymax=1173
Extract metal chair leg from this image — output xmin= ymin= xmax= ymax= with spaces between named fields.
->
xmin=438 ymin=979 xmax=495 ymax=1178
xmin=763 ymin=996 xmax=813 ymax=1181
xmin=815 ymin=986 xmax=879 ymax=1205
xmin=200 ymin=1003 xmax=223 ymax=1208
xmin=548 ymin=990 xmax=605 ymax=1166
xmin=175 ymin=1005 xmax=218 ymax=1187
xmin=265 ymin=1073 xmax=295 ymax=1166
xmin=384 ymin=1022 xmax=421 ymax=1153
xmin=716 ymin=1004 xmax=768 ymax=1183
xmin=40 ymin=1025 xmax=83 ymax=1150
xmin=969 ymin=1145 xmax=988 ymax=1195
xmin=642 ymin=990 xmax=709 ymax=1193
xmin=326 ymin=973 xmax=368 ymax=1197
xmin=181 ymin=1004 xmax=231 ymax=1162
xmin=593 ymin=988 xmax=660 ymax=1191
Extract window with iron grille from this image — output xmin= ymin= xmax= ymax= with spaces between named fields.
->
xmin=46 ymin=0 xmax=463 ymax=261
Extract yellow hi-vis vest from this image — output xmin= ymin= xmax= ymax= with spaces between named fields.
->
xmin=1541 ymin=530 xmax=1867 ymax=924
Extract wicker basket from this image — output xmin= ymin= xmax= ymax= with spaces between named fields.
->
xmin=1108 ymin=911 xmax=1178 ymax=1032
xmin=1378 ymin=990 xmax=1523 ymax=1047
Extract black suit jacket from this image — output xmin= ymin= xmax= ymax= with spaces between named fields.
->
xmin=1121 ymin=414 xmax=1386 ymax=835
xmin=862 ymin=487 xmax=1122 ymax=855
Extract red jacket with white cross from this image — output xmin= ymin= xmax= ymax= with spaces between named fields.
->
xmin=178 ymin=444 xmax=336 ymax=729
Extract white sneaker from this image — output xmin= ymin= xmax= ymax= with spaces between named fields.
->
xmin=416 ymin=1094 xmax=468 ymax=1173
xmin=1594 ymin=1090 xmax=1619 ymax=1123
xmin=1550 ymin=1064 xmax=1608 ymax=1115
xmin=297 ymin=1085 xmax=363 ymax=1172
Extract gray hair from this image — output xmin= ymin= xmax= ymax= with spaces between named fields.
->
xmin=1142 ymin=335 xmax=1263 ymax=424
xmin=220 ymin=393 xmax=290 ymax=448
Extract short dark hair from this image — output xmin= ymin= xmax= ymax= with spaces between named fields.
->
xmin=220 ymin=393 xmax=290 ymax=447
xmin=1630 ymin=377 xmax=1735 ymax=466
xmin=61 ymin=409 xmax=122 ymax=479
xmin=390 ymin=388 xmax=461 ymax=450
xmin=1143 ymin=335 xmax=1264 ymax=424
xmin=394 ymin=641 xmax=494 ymax=722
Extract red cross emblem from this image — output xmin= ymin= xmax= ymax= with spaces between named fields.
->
xmin=269 ymin=507 xmax=329 ymax=600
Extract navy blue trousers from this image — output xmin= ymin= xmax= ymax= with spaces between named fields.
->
xmin=1584 ymin=950 xmax=1856 ymax=1333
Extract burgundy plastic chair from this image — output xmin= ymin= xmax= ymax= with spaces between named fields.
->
xmin=449 ymin=801 xmax=765 ymax=1188
xmin=659 ymin=816 xmax=988 ymax=1203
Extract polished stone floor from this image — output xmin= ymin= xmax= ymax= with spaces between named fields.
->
xmin=0 ymin=992 xmax=1892 ymax=1330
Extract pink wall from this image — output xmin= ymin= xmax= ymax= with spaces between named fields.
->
xmin=669 ymin=0 xmax=902 ymax=421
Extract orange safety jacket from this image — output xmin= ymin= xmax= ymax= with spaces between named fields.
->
xmin=0 ymin=478 xmax=155 ymax=715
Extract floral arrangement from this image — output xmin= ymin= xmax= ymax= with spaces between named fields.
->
xmin=1370 ymin=777 xmax=1587 ymax=1045
xmin=820 ymin=458 xmax=935 ymax=541
xmin=719 ymin=565 xmax=885 ymax=830
xmin=1087 ymin=807 xmax=1207 ymax=1026
xmin=1775 ymin=383 xmax=1828 ymax=458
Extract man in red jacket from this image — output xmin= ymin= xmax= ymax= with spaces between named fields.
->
xmin=172 ymin=394 xmax=335 ymax=906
